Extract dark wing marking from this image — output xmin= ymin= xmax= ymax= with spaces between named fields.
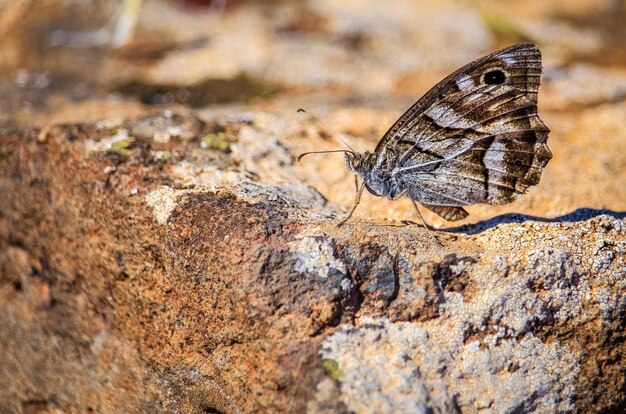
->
xmin=422 ymin=205 xmax=469 ymax=221
xmin=374 ymin=43 xmax=542 ymax=154
xmin=370 ymin=43 xmax=550 ymax=216
xmin=402 ymin=127 xmax=551 ymax=207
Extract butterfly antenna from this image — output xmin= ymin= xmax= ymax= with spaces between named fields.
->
xmin=297 ymin=108 xmax=356 ymax=152
xmin=297 ymin=149 xmax=355 ymax=162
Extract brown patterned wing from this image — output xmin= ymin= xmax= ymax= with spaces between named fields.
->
xmin=375 ymin=43 xmax=551 ymax=219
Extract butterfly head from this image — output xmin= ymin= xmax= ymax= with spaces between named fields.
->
xmin=344 ymin=151 xmax=361 ymax=173
xmin=346 ymin=151 xmax=376 ymax=173
xmin=346 ymin=151 xmax=405 ymax=199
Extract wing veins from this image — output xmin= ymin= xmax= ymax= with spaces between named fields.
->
xmin=422 ymin=100 xmax=538 ymax=147
xmin=393 ymin=72 xmax=540 ymax=157
xmin=413 ymin=187 xmax=473 ymax=206
xmin=397 ymin=85 xmax=498 ymax=152
xmin=418 ymin=171 xmax=520 ymax=192
xmin=394 ymin=133 xmax=497 ymax=174
xmin=399 ymin=89 xmax=528 ymax=164
xmin=395 ymin=121 xmax=543 ymax=175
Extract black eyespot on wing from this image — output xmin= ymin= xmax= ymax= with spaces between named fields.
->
xmin=514 ymin=159 xmax=523 ymax=167
xmin=484 ymin=70 xmax=506 ymax=85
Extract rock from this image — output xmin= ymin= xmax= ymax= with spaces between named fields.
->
xmin=1 ymin=112 xmax=625 ymax=413
xmin=1 ymin=0 xmax=625 ymax=412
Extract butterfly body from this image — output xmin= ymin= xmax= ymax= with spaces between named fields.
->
xmin=343 ymin=43 xmax=552 ymax=222
xmin=346 ymin=151 xmax=406 ymax=200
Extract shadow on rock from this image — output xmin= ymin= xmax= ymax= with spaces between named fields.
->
xmin=443 ymin=208 xmax=626 ymax=235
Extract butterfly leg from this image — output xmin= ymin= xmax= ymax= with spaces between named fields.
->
xmin=338 ymin=181 xmax=365 ymax=227
xmin=410 ymin=200 xmax=442 ymax=245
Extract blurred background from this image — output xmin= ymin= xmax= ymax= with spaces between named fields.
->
xmin=0 ymin=0 xmax=624 ymax=223
xmin=1 ymin=0 xmax=624 ymax=127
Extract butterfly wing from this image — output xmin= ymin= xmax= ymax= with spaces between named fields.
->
xmin=375 ymin=43 xmax=551 ymax=220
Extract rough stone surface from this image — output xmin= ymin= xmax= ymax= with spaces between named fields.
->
xmin=1 ymin=111 xmax=625 ymax=413
xmin=1 ymin=0 xmax=626 ymax=413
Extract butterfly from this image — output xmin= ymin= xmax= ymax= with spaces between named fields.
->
xmin=300 ymin=43 xmax=552 ymax=230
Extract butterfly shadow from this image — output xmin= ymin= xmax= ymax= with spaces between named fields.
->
xmin=440 ymin=208 xmax=626 ymax=236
